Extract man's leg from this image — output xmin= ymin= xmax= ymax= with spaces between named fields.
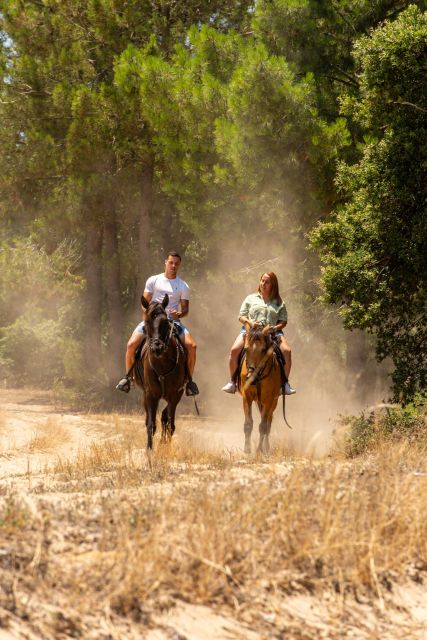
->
xmin=184 ymin=332 xmax=197 ymax=377
xmin=116 ymin=330 xmax=145 ymax=392
xmin=126 ymin=331 xmax=145 ymax=373
xmin=183 ymin=331 xmax=199 ymax=395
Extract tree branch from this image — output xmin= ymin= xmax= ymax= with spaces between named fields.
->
xmin=394 ymin=101 xmax=427 ymax=114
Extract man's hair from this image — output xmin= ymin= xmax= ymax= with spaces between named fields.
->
xmin=166 ymin=251 xmax=181 ymax=260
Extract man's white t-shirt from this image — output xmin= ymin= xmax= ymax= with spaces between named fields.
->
xmin=144 ymin=273 xmax=190 ymax=316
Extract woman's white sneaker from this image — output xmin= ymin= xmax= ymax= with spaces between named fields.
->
xmin=222 ymin=381 xmax=236 ymax=394
xmin=284 ymin=382 xmax=296 ymax=395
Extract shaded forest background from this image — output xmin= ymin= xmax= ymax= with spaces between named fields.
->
xmin=0 ymin=0 xmax=425 ymax=407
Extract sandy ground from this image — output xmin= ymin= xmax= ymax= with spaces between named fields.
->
xmin=0 ymin=388 xmax=426 ymax=639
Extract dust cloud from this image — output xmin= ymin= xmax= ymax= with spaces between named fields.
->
xmin=0 ymin=222 xmax=390 ymax=458
xmin=179 ymin=234 xmax=389 ymax=457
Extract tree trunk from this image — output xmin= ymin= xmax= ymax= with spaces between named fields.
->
xmin=85 ymin=222 xmax=103 ymax=371
xmin=104 ymin=216 xmax=124 ymax=382
xmin=346 ymin=330 xmax=369 ymax=402
xmin=135 ymin=160 xmax=154 ymax=307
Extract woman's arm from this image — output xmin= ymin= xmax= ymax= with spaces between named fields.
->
xmin=238 ymin=295 xmax=262 ymax=327
xmin=275 ymin=320 xmax=287 ymax=331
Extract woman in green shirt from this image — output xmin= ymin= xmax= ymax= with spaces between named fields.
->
xmin=222 ymin=272 xmax=296 ymax=395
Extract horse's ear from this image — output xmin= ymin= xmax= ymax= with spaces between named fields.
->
xmin=161 ymin=294 xmax=169 ymax=309
xmin=244 ymin=321 xmax=251 ymax=334
xmin=141 ymin=296 xmax=149 ymax=310
xmin=262 ymin=324 xmax=273 ymax=336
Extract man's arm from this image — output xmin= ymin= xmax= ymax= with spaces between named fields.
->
xmin=170 ymin=299 xmax=189 ymax=320
xmin=143 ymin=291 xmax=153 ymax=304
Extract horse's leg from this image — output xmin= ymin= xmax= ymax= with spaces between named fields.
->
xmin=257 ymin=415 xmax=266 ymax=454
xmin=145 ymin=395 xmax=158 ymax=450
xmin=167 ymin=394 xmax=182 ymax=441
xmin=160 ymin=406 xmax=169 ymax=443
xmin=257 ymin=406 xmax=271 ymax=455
xmin=258 ymin=402 xmax=275 ymax=455
xmin=243 ymin=396 xmax=253 ymax=454
xmin=262 ymin=416 xmax=272 ymax=455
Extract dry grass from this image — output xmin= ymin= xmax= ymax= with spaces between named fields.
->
xmin=26 ymin=416 xmax=71 ymax=452
xmin=0 ymin=408 xmax=426 ymax=638
xmin=0 ymin=410 xmax=6 ymax=433
xmin=97 ymin=442 xmax=427 ymax=613
xmin=52 ymin=419 xmax=245 ymax=488
xmin=0 ymin=411 xmax=7 ymax=455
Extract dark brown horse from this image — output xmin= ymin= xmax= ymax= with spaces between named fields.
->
xmin=239 ymin=323 xmax=282 ymax=454
xmin=134 ymin=295 xmax=186 ymax=450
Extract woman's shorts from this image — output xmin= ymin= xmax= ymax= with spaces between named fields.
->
xmin=134 ymin=320 xmax=188 ymax=336
xmin=240 ymin=325 xmax=284 ymax=337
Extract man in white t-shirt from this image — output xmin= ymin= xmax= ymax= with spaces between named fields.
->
xmin=116 ymin=251 xmax=199 ymax=396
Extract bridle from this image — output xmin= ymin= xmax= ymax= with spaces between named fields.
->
xmin=147 ymin=315 xmax=175 ymax=353
xmin=147 ymin=319 xmax=184 ymax=395
xmin=244 ymin=333 xmax=275 ymax=388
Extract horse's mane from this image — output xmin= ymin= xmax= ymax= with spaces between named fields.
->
xmin=246 ymin=326 xmax=273 ymax=345
xmin=248 ymin=326 xmax=263 ymax=340
xmin=237 ymin=326 xmax=276 ymax=393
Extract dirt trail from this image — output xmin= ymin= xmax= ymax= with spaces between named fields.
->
xmin=0 ymin=389 xmax=426 ymax=640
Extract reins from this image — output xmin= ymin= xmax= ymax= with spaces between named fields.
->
xmin=282 ymin=393 xmax=292 ymax=430
xmin=244 ymin=345 xmax=275 ymax=389
xmin=148 ymin=316 xmax=175 ymax=352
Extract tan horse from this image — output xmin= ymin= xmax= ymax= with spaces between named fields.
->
xmin=239 ymin=323 xmax=282 ymax=454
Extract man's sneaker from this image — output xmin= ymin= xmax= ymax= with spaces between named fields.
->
xmin=116 ymin=376 xmax=131 ymax=393
xmin=283 ymin=382 xmax=296 ymax=395
xmin=222 ymin=381 xmax=236 ymax=394
xmin=186 ymin=380 xmax=199 ymax=396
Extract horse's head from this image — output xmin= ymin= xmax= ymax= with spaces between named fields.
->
xmin=244 ymin=323 xmax=274 ymax=375
xmin=141 ymin=294 xmax=170 ymax=354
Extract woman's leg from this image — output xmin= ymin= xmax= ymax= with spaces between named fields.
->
xmin=278 ymin=335 xmax=292 ymax=380
xmin=229 ymin=333 xmax=245 ymax=379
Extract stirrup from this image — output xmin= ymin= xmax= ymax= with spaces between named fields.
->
xmin=116 ymin=376 xmax=131 ymax=393
xmin=185 ymin=380 xmax=199 ymax=396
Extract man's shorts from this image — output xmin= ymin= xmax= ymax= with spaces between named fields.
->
xmin=134 ymin=320 xmax=188 ymax=337
xmin=240 ymin=325 xmax=284 ymax=337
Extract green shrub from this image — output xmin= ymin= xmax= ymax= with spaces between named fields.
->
xmin=342 ymin=394 xmax=427 ymax=457
xmin=0 ymin=238 xmax=84 ymax=388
